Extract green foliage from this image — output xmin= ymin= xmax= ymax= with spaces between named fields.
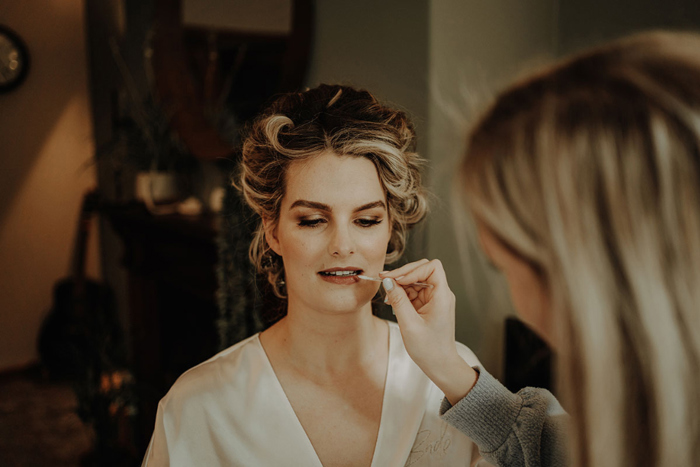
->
xmin=97 ymin=36 xmax=198 ymax=173
xmin=216 ymin=168 xmax=265 ymax=349
xmin=110 ymin=95 xmax=197 ymax=172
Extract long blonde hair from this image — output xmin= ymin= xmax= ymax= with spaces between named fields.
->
xmin=461 ymin=31 xmax=700 ymax=466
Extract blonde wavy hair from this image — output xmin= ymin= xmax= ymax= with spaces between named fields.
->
xmin=239 ymin=84 xmax=427 ymax=298
xmin=462 ymin=31 xmax=700 ymax=467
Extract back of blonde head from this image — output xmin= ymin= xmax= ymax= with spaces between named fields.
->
xmin=462 ymin=31 xmax=700 ymax=466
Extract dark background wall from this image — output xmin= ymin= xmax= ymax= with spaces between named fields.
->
xmin=558 ymin=0 xmax=700 ymax=55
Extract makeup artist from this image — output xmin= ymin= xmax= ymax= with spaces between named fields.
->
xmin=382 ymin=30 xmax=700 ymax=467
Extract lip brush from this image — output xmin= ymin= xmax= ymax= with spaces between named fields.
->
xmin=357 ymin=275 xmax=433 ymax=289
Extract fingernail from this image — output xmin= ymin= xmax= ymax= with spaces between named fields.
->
xmin=379 ymin=270 xmax=388 ymax=276
xmin=383 ymin=296 xmax=389 ymax=304
xmin=382 ymin=277 xmax=394 ymax=291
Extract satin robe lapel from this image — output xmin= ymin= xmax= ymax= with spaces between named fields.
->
xmin=371 ymin=323 xmax=432 ymax=467
xmin=254 ymin=336 xmax=324 ymax=466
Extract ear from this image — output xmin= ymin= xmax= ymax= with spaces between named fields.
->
xmin=263 ymin=217 xmax=282 ymax=257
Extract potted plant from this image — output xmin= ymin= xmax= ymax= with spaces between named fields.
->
xmin=99 ymin=37 xmax=199 ymax=209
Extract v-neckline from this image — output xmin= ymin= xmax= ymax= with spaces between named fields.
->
xmin=255 ymin=320 xmax=394 ymax=467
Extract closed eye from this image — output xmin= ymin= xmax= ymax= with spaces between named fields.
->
xmin=356 ymin=218 xmax=383 ymax=228
xmin=298 ymin=218 xmax=326 ymax=228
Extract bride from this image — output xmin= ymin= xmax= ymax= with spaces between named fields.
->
xmin=142 ymin=84 xmax=485 ymax=466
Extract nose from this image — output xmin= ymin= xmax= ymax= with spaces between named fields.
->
xmin=328 ymin=224 xmax=355 ymax=257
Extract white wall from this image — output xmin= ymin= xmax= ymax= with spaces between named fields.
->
xmin=0 ymin=0 xmax=99 ymax=371
xmin=427 ymin=0 xmax=558 ymax=375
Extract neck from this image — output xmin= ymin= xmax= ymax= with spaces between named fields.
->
xmin=268 ymin=301 xmax=386 ymax=376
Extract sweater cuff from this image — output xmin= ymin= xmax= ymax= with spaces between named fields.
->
xmin=439 ymin=366 xmax=523 ymax=453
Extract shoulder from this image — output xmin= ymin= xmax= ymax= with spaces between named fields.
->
xmin=159 ymin=333 xmax=263 ymax=412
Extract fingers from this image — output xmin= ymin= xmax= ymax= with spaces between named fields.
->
xmin=382 ymin=278 xmax=420 ymax=327
xmin=380 ymin=259 xmax=429 ymax=279
xmin=383 ymin=259 xmax=448 ymax=289
xmin=405 ymin=286 xmax=419 ymax=301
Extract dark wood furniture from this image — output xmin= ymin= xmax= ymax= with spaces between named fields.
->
xmin=107 ymin=203 xmax=221 ymax=450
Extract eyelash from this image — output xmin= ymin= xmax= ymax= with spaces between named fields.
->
xmin=298 ymin=218 xmax=324 ymax=227
xmin=298 ymin=218 xmax=383 ymax=228
xmin=357 ymin=218 xmax=382 ymax=227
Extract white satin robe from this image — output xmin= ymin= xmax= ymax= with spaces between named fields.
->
xmin=142 ymin=321 xmax=489 ymax=466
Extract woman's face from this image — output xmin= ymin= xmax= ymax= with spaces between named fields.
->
xmin=265 ymin=151 xmax=391 ymax=315
xmin=477 ymin=223 xmax=554 ymax=346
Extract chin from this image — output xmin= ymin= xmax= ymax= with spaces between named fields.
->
xmin=285 ymin=273 xmax=381 ymax=315
xmin=323 ymin=293 xmax=372 ymax=314
xmin=304 ymin=288 xmax=376 ymax=315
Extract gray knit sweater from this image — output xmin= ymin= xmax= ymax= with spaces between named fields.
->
xmin=439 ymin=366 xmax=569 ymax=467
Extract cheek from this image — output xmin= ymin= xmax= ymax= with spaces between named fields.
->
xmin=278 ymin=230 xmax=318 ymax=268
xmin=280 ymin=239 xmax=318 ymax=287
xmin=360 ymin=227 xmax=391 ymax=259
xmin=507 ymin=272 xmax=550 ymax=337
xmin=508 ymin=279 xmax=536 ymax=320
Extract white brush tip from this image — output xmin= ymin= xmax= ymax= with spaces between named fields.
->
xmin=357 ymin=275 xmax=380 ymax=281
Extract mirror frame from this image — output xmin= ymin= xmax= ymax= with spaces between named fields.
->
xmin=152 ymin=0 xmax=313 ymax=160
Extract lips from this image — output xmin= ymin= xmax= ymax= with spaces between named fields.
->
xmin=318 ymin=267 xmax=363 ymax=285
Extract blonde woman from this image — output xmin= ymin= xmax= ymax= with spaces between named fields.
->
xmin=382 ymin=31 xmax=700 ymax=466
xmin=142 ymin=85 xmax=489 ymax=466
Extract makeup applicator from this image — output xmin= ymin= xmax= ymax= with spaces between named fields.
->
xmin=357 ymin=275 xmax=433 ymax=288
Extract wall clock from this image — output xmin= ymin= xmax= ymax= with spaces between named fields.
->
xmin=0 ymin=25 xmax=30 ymax=93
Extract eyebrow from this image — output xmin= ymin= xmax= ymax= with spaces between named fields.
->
xmin=289 ymin=200 xmax=386 ymax=213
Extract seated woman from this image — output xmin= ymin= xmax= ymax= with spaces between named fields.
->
xmin=142 ymin=84 xmax=485 ymax=466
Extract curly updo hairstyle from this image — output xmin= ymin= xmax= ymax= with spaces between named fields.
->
xmin=239 ymin=84 xmax=428 ymax=298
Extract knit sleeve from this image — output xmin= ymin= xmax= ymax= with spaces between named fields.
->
xmin=440 ymin=366 xmax=569 ymax=467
